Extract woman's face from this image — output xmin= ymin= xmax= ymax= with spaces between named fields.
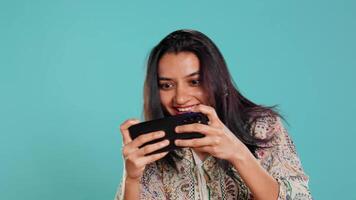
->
xmin=158 ymin=51 xmax=209 ymax=116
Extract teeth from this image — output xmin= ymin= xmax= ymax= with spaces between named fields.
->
xmin=176 ymin=106 xmax=194 ymax=112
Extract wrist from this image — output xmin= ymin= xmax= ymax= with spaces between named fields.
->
xmin=125 ymin=176 xmax=141 ymax=184
xmin=123 ymin=175 xmax=141 ymax=200
xmin=229 ymin=143 xmax=254 ymax=168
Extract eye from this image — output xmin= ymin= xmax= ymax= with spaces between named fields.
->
xmin=190 ymin=79 xmax=201 ymax=86
xmin=159 ymin=82 xmax=174 ymax=90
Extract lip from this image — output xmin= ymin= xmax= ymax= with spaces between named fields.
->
xmin=173 ymin=104 xmax=198 ymax=115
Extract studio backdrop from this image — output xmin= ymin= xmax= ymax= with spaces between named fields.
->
xmin=1 ymin=0 xmax=355 ymax=199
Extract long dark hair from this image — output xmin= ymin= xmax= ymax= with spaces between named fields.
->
xmin=143 ymin=29 xmax=279 ymax=171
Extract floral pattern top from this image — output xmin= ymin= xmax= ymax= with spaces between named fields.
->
xmin=115 ymin=115 xmax=312 ymax=199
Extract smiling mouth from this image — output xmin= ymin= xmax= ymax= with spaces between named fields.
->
xmin=174 ymin=105 xmax=197 ymax=114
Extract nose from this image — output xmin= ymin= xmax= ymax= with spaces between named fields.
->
xmin=174 ymin=84 xmax=191 ymax=105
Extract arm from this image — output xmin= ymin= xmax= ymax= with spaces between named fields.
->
xmin=251 ymin=117 xmax=312 ymax=199
xmin=229 ymin=144 xmax=279 ymax=200
xmin=174 ymin=105 xmax=311 ymax=200
xmin=174 ymin=105 xmax=279 ymax=199
xmin=114 ymin=167 xmax=140 ymax=200
xmin=115 ymin=119 xmax=169 ymax=200
xmin=221 ymin=116 xmax=312 ymax=199
xmin=114 ymin=162 xmax=167 ymax=200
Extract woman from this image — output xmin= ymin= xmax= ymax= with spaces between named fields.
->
xmin=115 ymin=29 xmax=312 ymax=199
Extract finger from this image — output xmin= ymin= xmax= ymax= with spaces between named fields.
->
xmin=175 ymin=136 xmax=219 ymax=147
xmin=136 ymin=139 xmax=170 ymax=156
xmin=130 ymin=130 xmax=166 ymax=148
xmin=124 ymin=134 xmax=167 ymax=161
xmin=138 ymin=151 xmax=169 ymax=165
xmin=175 ymin=123 xmax=219 ymax=136
xmin=192 ymin=104 xmax=221 ymax=126
xmin=120 ymin=119 xmax=140 ymax=145
xmin=194 ymin=146 xmax=212 ymax=153
xmin=122 ymin=144 xmax=138 ymax=158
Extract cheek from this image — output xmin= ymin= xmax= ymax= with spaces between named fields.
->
xmin=195 ymin=89 xmax=209 ymax=104
xmin=159 ymin=91 xmax=171 ymax=106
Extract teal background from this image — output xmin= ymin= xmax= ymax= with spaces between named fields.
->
xmin=1 ymin=0 xmax=355 ymax=199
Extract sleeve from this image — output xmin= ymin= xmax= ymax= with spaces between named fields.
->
xmin=251 ymin=116 xmax=313 ymax=200
xmin=114 ymin=162 xmax=167 ymax=200
xmin=113 ymin=164 xmax=126 ymax=200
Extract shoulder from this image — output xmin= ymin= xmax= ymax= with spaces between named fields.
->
xmin=249 ymin=113 xmax=281 ymax=138
xmin=247 ymin=111 xmax=290 ymax=149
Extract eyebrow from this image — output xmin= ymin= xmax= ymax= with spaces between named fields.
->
xmin=158 ymin=71 xmax=200 ymax=80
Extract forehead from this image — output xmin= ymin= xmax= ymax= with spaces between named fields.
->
xmin=158 ymin=52 xmax=200 ymax=77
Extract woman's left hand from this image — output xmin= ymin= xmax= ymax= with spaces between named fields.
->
xmin=174 ymin=104 xmax=250 ymax=163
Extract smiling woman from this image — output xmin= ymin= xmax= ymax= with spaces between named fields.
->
xmin=158 ymin=52 xmax=209 ymax=116
xmin=115 ymin=29 xmax=312 ymax=200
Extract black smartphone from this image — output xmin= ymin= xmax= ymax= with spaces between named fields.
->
xmin=128 ymin=112 xmax=209 ymax=155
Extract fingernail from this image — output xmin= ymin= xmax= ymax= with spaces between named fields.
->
xmin=156 ymin=131 xmax=164 ymax=137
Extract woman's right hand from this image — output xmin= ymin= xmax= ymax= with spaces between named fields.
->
xmin=120 ymin=119 xmax=169 ymax=182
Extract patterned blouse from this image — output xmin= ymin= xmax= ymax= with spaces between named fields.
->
xmin=115 ymin=116 xmax=312 ymax=199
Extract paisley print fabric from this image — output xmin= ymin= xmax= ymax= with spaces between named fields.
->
xmin=115 ymin=116 xmax=312 ymax=199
